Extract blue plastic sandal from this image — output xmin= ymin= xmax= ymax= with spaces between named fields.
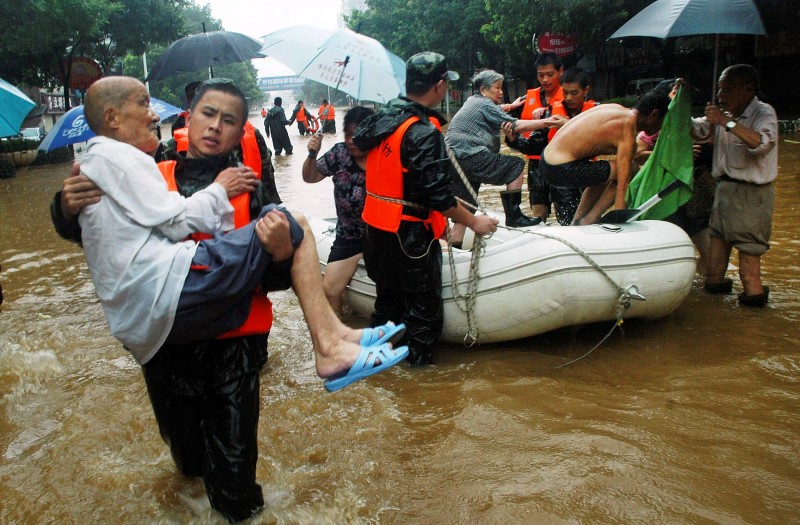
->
xmin=324 ymin=343 xmax=409 ymax=392
xmin=360 ymin=322 xmax=406 ymax=347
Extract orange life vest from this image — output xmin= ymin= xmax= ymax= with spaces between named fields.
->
xmin=174 ymin=127 xmax=189 ymax=153
xmin=261 ymin=108 xmax=267 ymax=118
xmin=362 ymin=115 xmax=447 ymax=238
xmin=319 ymin=104 xmax=335 ymax=121
xmin=519 ymin=86 xmax=564 ymax=159
xmin=240 ymin=121 xmax=262 ymax=179
xmin=156 ymin=160 xmax=273 ymax=338
xmin=547 ymin=99 xmax=597 ymax=142
xmin=295 ymin=104 xmax=308 ymax=123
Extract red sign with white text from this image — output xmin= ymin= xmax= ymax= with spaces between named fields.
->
xmin=536 ymin=33 xmax=577 ymax=57
xmin=62 ymin=58 xmax=103 ymax=90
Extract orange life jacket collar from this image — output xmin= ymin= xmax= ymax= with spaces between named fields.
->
xmin=520 ymin=86 xmax=564 ymax=159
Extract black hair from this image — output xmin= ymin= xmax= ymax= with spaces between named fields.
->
xmin=653 ymin=78 xmax=677 ymax=96
xmin=534 ymin=52 xmax=563 ymax=71
xmin=561 ymin=68 xmax=589 ymax=88
xmin=406 ymin=80 xmax=435 ymax=97
xmin=274 ymin=97 xmax=282 ymax=106
xmin=190 ymin=78 xmax=248 ymax=128
xmin=343 ymin=106 xmax=375 ymax=130
xmin=635 ymin=90 xmax=670 ymax=117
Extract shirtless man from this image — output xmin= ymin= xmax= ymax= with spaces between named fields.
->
xmin=539 ymin=91 xmax=670 ymax=224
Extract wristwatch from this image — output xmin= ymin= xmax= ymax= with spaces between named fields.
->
xmin=725 ymin=120 xmax=737 ymax=132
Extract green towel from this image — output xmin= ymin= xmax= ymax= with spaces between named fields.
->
xmin=625 ymin=86 xmax=694 ymax=220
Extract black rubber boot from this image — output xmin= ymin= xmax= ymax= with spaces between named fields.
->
xmin=738 ymin=286 xmax=770 ymax=307
xmin=406 ymin=344 xmax=433 ymax=367
xmin=704 ymin=278 xmax=733 ymax=294
xmin=500 ymin=190 xmax=541 ymax=228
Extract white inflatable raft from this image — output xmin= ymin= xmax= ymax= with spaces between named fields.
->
xmin=309 ymin=216 xmax=697 ymax=344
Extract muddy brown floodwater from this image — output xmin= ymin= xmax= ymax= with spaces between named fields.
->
xmin=1 ymin=114 xmax=798 ymax=524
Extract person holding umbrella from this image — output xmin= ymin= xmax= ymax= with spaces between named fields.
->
xmin=302 ymin=106 xmax=375 ymax=315
xmin=170 ymin=81 xmax=202 ymax=137
xmin=692 ymin=64 xmax=778 ymax=306
xmin=264 ymin=96 xmax=293 ymax=155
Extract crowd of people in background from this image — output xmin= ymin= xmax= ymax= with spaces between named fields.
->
xmin=42 ymin=50 xmax=777 ymax=522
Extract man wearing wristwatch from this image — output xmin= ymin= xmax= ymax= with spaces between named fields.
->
xmin=691 ymin=64 xmax=778 ymax=307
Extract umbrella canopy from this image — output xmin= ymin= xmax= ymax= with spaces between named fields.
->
xmin=38 ymin=97 xmax=182 ymax=152
xmin=610 ymin=0 xmax=766 ymax=39
xmin=0 ymin=77 xmax=36 ymax=138
xmin=260 ymin=25 xmax=406 ymax=104
xmin=610 ymin=0 xmax=767 ymax=97
xmin=146 ymin=31 xmax=265 ymax=82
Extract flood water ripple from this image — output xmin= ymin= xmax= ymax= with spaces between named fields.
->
xmin=1 ymin=119 xmax=798 ymax=523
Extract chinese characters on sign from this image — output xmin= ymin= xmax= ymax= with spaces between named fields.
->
xmin=314 ymin=62 xmax=356 ymax=89
xmin=535 ymin=33 xmax=578 ymax=57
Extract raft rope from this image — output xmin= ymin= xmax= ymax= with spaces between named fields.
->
xmin=446 ymin=145 xmax=646 ymax=364
xmin=445 ymin=146 xmax=489 ymax=346
xmin=364 ymin=191 xmax=441 ymax=261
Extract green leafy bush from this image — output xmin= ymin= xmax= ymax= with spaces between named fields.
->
xmin=33 ymin=147 xmax=73 ymax=165
xmin=0 ymin=137 xmax=40 ymax=153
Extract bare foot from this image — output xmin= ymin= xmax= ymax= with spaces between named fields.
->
xmin=315 ymin=339 xmax=376 ymax=379
xmin=313 ymin=323 xmax=401 ymax=379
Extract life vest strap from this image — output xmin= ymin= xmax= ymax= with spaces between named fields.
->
xmin=365 ymin=191 xmax=426 ymax=210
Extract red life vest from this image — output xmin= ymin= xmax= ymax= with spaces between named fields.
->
xmin=519 ymin=86 xmax=564 ymax=159
xmin=547 ymin=99 xmax=597 ymax=142
xmin=156 ymin=161 xmax=272 ymax=339
xmin=362 ymin=115 xmax=447 ymax=238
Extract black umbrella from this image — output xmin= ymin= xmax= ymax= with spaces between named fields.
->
xmin=610 ymin=0 xmax=766 ymax=98
xmin=146 ymin=30 xmax=265 ymax=82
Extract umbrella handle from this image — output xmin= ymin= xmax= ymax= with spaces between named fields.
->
xmin=327 ymin=55 xmax=350 ymax=108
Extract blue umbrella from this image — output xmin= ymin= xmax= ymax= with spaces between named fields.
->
xmin=38 ymin=97 xmax=183 ymax=152
xmin=0 ymin=77 xmax=36 ymax=138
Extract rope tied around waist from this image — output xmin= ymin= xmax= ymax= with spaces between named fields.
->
xmin=365 ymin=191 xmax=426 ymax=209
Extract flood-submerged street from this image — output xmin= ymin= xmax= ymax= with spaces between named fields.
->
xmin=1 ymin=116 xmax=799 ymax=523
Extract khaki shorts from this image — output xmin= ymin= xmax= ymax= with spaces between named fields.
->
xmin=709 ymin=179 xmax=774 ymax=255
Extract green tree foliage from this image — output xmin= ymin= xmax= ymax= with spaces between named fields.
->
xmin=482 ymin=0 xmax=653 ymax=82
xmin=347 ymin=0 xmax=653 ymax=86
xmin=348 ymin=0 xmax=502 ymax=84
xmin=0 ymin=0 xmax=185 ymax=110
xmin=122 ymin=4 xmax=262 ymax=111
xmin=300 ymin=80 xmax=349 ymax=107
xmin=0 ymin=0 xmax=262 ymax=113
